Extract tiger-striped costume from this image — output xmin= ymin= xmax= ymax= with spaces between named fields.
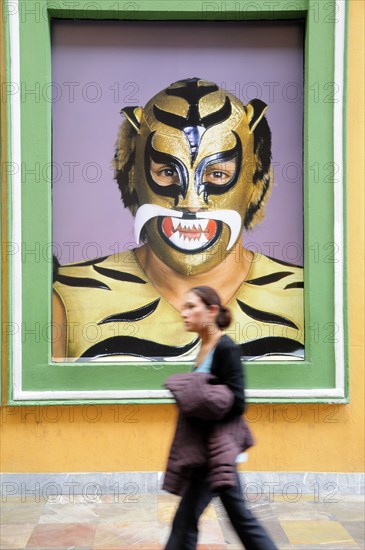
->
xmin=53 ymin=250 xmax=304 ymax=362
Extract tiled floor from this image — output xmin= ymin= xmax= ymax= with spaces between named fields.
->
xmin=0 ymin=492 xmax=364 ymax=549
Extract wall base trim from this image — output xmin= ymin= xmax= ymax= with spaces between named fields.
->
xmin=1 ymin=472 xmax=363 ymax=500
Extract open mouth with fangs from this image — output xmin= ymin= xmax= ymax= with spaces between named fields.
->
xmin=158 ymin=216 xmax=222 ymax=253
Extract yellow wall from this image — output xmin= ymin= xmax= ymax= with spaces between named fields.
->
xmin=1 ymin=0 xmax=364 ymax=474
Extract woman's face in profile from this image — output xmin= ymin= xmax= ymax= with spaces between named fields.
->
xmin=181 ymin=291 xmax=215 ymax=334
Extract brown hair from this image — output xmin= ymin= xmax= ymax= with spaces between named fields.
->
xmin=190 ymin=286 xmax=232 ymax=329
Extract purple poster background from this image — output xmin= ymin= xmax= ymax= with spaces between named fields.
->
xmin=52 ymin=20 xmax=304 ymax=265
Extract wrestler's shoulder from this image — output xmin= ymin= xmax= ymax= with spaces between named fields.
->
xmin=246 ymin=252 xmax=303 ymax=286
xmin=54 ymin=250 xmax=144 ymax=278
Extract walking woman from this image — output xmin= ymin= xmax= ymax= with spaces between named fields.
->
xmin=163 ymin=286 xmax=277 ymax=550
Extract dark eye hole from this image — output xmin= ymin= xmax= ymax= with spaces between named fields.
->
xmin=195 ymin=135 xmax=242 ymax=202
xmin=203 ymin=157 xmax=237 ymax=185
xmin=150 ymin=159 xmax=181 ymax=187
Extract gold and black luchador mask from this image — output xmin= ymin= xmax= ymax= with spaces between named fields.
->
xmin=114 ymin=78 xmax=271 ymax=275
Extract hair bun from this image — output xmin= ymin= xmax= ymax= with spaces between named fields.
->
xmin=217 ymin=304 xmax=232 ymax=329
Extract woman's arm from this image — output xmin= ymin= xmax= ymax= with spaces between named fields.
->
xmin=212 ymin=337 xmax=246 ymax=415
xmin=165 ymin=373 xmax=234 ymax=420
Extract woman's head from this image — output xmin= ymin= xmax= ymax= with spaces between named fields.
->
xmin=181 ymin=286 xmax=232 ymax=334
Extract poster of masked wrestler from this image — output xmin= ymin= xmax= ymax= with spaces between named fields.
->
xmin=52 ymin=21 xmax=304 ymax=363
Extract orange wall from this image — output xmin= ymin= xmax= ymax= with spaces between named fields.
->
xmin=1 ymin=0 xmax=364 ymax=474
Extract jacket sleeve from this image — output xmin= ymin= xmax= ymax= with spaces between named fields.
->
xmin=164 ymin=373 xmax=234 ymax=420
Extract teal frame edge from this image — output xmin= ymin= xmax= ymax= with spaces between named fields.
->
xmin=4 ymin=0 xmax=348 ymax=404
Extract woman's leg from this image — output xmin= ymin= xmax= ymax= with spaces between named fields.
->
xmin=219 ymin=474 xmax=278 ymax=550
xmin=164 ymin=471 xmax=213 ymax=550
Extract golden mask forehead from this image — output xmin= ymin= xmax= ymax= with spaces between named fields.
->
xmin=144 ymin=80 xmax=247 ymax=129
xmin=149 ymin=131 xmax=191 ymax=164
xmin=140 ymin=78 xmax=251 ymax=166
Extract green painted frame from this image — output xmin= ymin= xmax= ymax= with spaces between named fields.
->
xmin=3 ymin=0 xmax=348 ymax=403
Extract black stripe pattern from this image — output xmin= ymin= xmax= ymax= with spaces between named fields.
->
xmin=54 ymin=261 xmax=147 ymax=290
xmin=56 ymin=275 xmax=111 ymax=291
xmin=240 ymin=337 xmax=304 ymax=358
xmin=78 ymin=336 xmax=199 ymax=361
xmin=246 ymin=271 xmax=293 ymax=286
xmin=285 ymin=282 xmax=304 ymax=290
xmin=98 ymin=299 xmax=160 ymax=324
xmin=237 ymin=299 xmax=299 ymax=330
xmin=93 ymin=265 xmax=146 ymax=285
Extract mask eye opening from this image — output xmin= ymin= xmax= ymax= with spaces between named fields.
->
xmin=195 ymin=133 xmax=242 ymax=201
xmin=144 ymin=133 xmax=189 ymax=200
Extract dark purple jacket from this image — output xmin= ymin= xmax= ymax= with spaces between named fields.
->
xmin=162 ymin=372 xmax=254 ymax=496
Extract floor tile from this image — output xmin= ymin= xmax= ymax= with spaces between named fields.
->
xmin=156 ymin=493 xmax=180 ymax=503
xmin=315 ymin=500 xmax=365 ymax=522
xmin=218 ymin=518 xmax=242 ymax=545
xmin=219 ymin=516 xmax=290 ymax=548
xmin=215 ymin=498 xmax=275 ymax=522
xmin=200 ymin=503 xmax=219 ymax=520
xmin=157 ymin=499 xmax=216 ymax=523
xmin=45 ymin=494 xmax=95 ymax=504
xmin=0 ymin=490 xmax=363 ymax=549
xmin=273 ymin=494 xmax=321 ymax=502
xmin=244 ymin=493 xmax=271 ymax=504
xmin=25 ymin=523 xmax=97 ymax=548
xmin=196 ymin=545 xmax=227 ymax=549
xmin=95 ymin=501 xmax=158 ymax=523
xmin=271 ymin=499 xmax=335 ymax=520
xmin=289 ymin=545 xmax=361 ymax=550
xmin=0 ymin=523 xmax=34 ymax=549
xmin=341 ymin=521 xmax=365 ymax=546
xmin=159 ymin=518 xmax=226 ymax=546
xmin=93 ymin=521 xmax=160 ymax=548
xmin=0 ymin=502 xmax=45 ymax=524
xmin=39 ymin=502 xmax=100 ymax=523
xmin=281 ymin=519 xmax=357 ymax=546
xmin=1 ymin=496 xmax=45 ymax=505
xmin=158 ymin=521 xmax=172 ymax=546
xmin=156 ymin=499 xmax=178 ymax=523
xmin=198 ymin=520 xmax=226 ymax=544
xmin=245 ymin=501 xmax=276 ymax=521
xmin=261 ymin=519 xmax=291 ymax=548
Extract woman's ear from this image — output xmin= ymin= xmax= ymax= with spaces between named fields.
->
xmin=209 ymin=304 xmax=220 ymax=316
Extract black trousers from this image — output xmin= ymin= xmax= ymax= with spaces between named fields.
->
xmin=164 ymin=470 xmax=277 ymax=550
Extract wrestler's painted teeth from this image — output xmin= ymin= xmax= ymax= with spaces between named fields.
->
xmin=161 ymin=217 xmax=217 ymax=251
